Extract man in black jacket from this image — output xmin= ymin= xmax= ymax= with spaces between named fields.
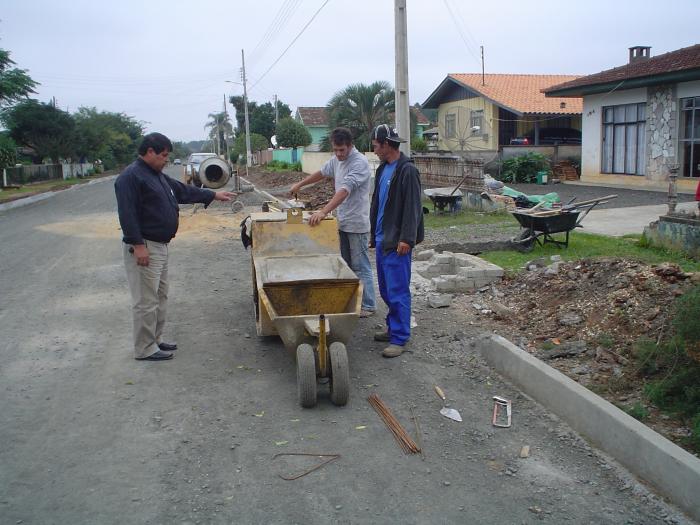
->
xmin=369 ymin=125 xmax=424 ymax=358
xmin=115 ymin=133 xmax=235 ymax=361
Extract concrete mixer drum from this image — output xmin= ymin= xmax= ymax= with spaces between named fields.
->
xmin=197 ymin=157 xmax=231 ymax=189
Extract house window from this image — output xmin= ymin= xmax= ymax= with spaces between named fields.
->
xmin=470 ymin=110 xmax=483 ymax=133
xmin=601 ymin=103 xmax=646 ymax=175
xmin=445 ymin=113 xmax=456 ymax=139
xmin=680 ymin=97 xmax=700 ymax=178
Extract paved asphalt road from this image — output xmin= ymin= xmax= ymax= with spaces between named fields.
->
xmin=0 ymin=166 xmax=691 ymax=524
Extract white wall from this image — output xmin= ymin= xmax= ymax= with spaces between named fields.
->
xmin=677 ymin=79 xmax=700 ymax=99
xmin=581 ymin=88 xmax=646 ymax=180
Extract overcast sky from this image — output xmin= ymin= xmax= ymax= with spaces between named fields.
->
xmin=2 ymin=0 xmax=698 ymax=142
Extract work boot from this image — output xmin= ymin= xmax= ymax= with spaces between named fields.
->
xmin=382 ymin=344 xmax=405 ymax=358
xmin=374 ymin=330 xmax=390 ymax=342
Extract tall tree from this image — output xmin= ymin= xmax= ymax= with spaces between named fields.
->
xmin=233 ymin=133 xmax=269 ymax=158
xmin=275 ymin=117 xmax=311 ymax=148
xmin=228 ymin=96 xmax=257 ymax=133
xmin=326 ymin=81 xmax=394 ymax=151
xmin=228 ymin=96 xmax=291 ymax=141
xmin=250 ymin=101 xmax=292 ymax=141
xmin=205 ymin=111 xmax=234 ymax=154
xmin=0 ymin=49 xmax=38 ymax=107
xmin=2 ymin=100 xmax=75 ymax=163
xmin=73 ymin=107 xmax=143 ymax=168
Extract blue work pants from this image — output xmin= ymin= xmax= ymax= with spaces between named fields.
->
xmin=376 ymin=248 xmax=412 ymax=345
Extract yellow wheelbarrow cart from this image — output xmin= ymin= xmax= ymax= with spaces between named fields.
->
xmin=250 ymin=208 xmax=362 ymax=407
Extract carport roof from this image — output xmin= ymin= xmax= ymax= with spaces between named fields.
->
xmin=422 ymin=74 xmax=582 ymax=116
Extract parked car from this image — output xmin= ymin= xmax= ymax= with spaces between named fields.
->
xmin=185 ymin=153 xmax=217 ymax=184
xmin=509 ymin=137 xmax=530 ymax=145
xmin=173 ymin=158 xmax=182 ymax=165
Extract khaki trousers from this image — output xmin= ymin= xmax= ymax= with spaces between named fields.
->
xmin=123 ymin=240 xmax=169 ymax=359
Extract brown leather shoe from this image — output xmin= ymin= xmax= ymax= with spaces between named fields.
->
xmin=374 ymin=330 xmax=390 ymax=342
xmin=382 ymin=344 xmax=405 ymax=358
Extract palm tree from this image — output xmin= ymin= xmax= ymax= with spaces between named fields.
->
xmin=204 ymin=112 xmax=234 ymax=155
xmin=325 ymin=81 xmax=394 ymax=151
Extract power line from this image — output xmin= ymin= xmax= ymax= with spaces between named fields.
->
xmin=441 ymin=0 xmax=481 ymax=66
xmin=250 ymin=0 xmax=331 ymax=90
xmin=249 ymin=0 xmax=303 ymax=66
xmin=448 ymin=0 xmax=481 ymax=52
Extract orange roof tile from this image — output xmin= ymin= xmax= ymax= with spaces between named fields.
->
xmin=447 ymin=74 xmax=582 ymax=115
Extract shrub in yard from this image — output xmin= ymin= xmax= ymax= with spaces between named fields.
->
xmin=0 ymin=133 xmax=17 ymax=169
xmin=636 ymin=285 xmax=700 ymax=450
xmin=499 ymin=152 xmax=550 ymax=183
xmin=411 ymin=137 xmax=428 ymax=153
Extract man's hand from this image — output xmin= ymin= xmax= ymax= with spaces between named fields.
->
xmin=133 ymin=244 xmax=150 ymax=266
xmin=288 ymin=183 xmax=301 ymax=197
xmin=396 ymin=241 xmax=411 ymax=256
xmin=308 ymin=210 xmax=327 ymax=226
xmin=214 ymin=191 xmax=237 ymax=201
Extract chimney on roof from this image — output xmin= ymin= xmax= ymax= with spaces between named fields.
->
xmin=629 ymin=46 xmax=651 ymax=64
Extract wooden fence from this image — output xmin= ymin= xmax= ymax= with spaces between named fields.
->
xmin=3 ymin=163 xmax=94 ymax=186
xmin=413 ymin=154 xmax=484 ymax=190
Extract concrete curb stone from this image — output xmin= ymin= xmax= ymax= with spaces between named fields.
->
xmin=0 ymin=175 xmax=117 ymax=212
xmin=476 ymin=333 xmax=700 ymax=522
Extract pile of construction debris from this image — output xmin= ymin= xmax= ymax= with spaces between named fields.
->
xmin=243 ymin=167 xmax=335 ymax=209
xmin=491 ymin=258 xmax=695 ymax=368
xmin=414 ymin=255 xmax=698 ymax=446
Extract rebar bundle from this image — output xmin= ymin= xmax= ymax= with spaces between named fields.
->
xmin=368 ymin=394 xmax=421 ymax=454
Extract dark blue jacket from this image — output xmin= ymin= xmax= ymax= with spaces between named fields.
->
xmin=114 ymin=158 xmax=215 ymax=244
xmin=370 ymin=152 xmax=424 ymax=254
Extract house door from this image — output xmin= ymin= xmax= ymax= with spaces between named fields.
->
xmin=680 ymin=97 xmax=700 ymax=178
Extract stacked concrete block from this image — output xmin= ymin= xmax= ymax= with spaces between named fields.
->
xmin=415 ymin=249 xmax=436 ymax=261
xmin=415 ymin=251 xmax=504 ymax=293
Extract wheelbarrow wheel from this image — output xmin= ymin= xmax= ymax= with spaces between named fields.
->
xmin=513 ymin=228 xmax=535 ymax=252
xmin=329 ymin=342 xmax=349 ymax=406
xmin=296 ymin=344 xmax=317 ymax=408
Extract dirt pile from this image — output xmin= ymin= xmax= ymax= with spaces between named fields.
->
xmin=460 ymin=257 xmax=698 ymax=447
xmin=243 ymin=167 xmax=335 ymax=210
xmin=496 ymin=258 xmax=691 ymax=358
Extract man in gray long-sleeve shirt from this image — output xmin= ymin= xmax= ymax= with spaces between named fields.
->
xmin=115 ymin=132 xmax=235 ymax=361
xmin=290 ymin=127 xmax=376 ymax=316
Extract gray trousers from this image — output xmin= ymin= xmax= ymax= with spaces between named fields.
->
xmin=123 ymin=240 xmax=169 ymax=359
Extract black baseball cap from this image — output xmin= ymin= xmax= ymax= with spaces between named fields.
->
xmin=371 ymin=124 xmax=406 ymax=143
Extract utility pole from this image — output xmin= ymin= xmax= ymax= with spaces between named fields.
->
xmin=394 ymin=0 xmax=410 ymax=155
xmin=241 ymin=49 xmax=252 ymax=176
xmin=274 ymin=94 xmax=279 ymax=126
xmin=481 ymin=45 xmax=485 ymax=86
xmin=222 ymin=94 xmax=229 ymax=160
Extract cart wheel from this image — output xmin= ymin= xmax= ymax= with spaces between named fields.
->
xmin=514 ymin=228 xmax=535 ymax=252
xmin=231 ymin=200 xmax=244 ymax=213
xmin=296 ymin=344 xmax=317 ymax=408
xmin=329 ymin=342 xmax=350 ymax=406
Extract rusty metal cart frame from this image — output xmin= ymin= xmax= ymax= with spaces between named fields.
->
xmin=249 ymin=208 xmax=362 ymax=408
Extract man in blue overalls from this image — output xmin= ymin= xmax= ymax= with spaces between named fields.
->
xmin=369 ymin=125 xmax=424 ymax=358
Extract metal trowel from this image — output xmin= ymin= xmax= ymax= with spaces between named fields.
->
xmin=434 ymin=386 xmax=462 ymax=422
